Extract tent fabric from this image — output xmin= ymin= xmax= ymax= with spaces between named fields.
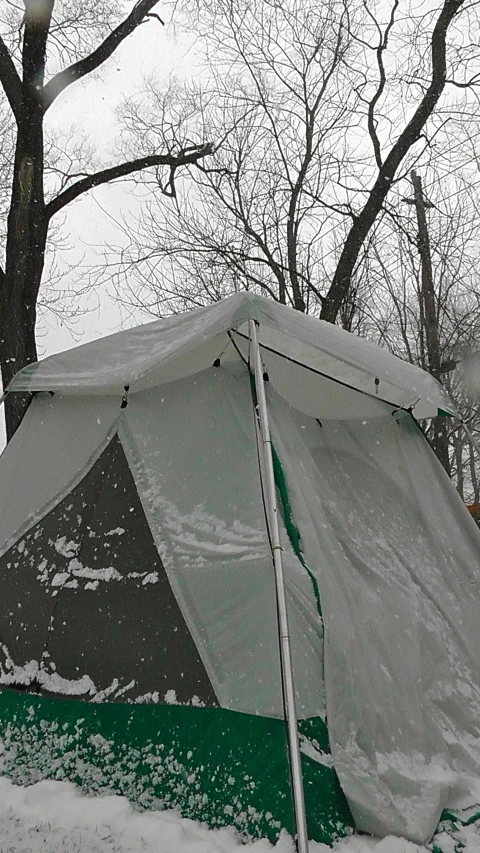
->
xmin=266 ymin=389 xmax=480 ymax=842
xmin=0 ymin=295 xmax=479 ymax=846
xmin=0 ymin=393 xmax=120 ymax=556
xmin=7 ymin=292 xmax=456 ymax=419
xmin=118 ymin=366 xmax=325 ymax=719
xmin=0 ymin=434 xmax=218 ymax=705
xmin=0 ymin=366 xmax=325 ymax=720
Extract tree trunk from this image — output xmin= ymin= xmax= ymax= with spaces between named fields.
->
xmin=1 ymin=200 xmax=47 ymax=437
xmin=0 ymin=297 xmax=39 ymax=439
xmin=286 ymin=217 xmax=306 ymax=312
xmin=470 ymin=443 xmax=479 ymax=504
xmin=0 ymin=85 xmax=47 ymax=439
xmin=454 ymin=425 xmax=465 ymax=500
xmin=432 ymin=417 xmax=451 ymax=476
xmin=0 ymin=0 xmax=213 ymax=443
xmin=409 ymin=171 xmax=451 ymax=475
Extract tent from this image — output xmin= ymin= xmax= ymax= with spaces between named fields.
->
xmin=0 ymin=291 xmax=480 ymax=849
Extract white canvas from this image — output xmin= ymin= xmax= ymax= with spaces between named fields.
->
xmin=266 ymin=388 xmax=480 ymax=842
xmin=7 ymin=293 xmax=455 ymax=419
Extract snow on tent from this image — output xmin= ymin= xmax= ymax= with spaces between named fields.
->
xmin=0 ymin=292 xmax=480 ymax=850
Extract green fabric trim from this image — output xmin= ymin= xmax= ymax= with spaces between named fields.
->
xmin=433 ymin=818 xmax=467 ymax=853
xmin=271 ymin=443 xmax=323 ymax=617
xmin=249 ymin=372 xmax=323 ymax=617
xmin=440 ymin=805 xmax=480 ymax=828
xmin=432 ymin=804 xmax=480 ymax=853
xmin=0 ymin=689 xmax=354 ymax=845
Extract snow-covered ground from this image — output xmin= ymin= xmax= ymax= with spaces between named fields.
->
xmin=0 ymin=777 xmax=478 ymax=853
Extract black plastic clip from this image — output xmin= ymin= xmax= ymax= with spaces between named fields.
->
xmin=121 ymin=385 xmax=130 ymax=409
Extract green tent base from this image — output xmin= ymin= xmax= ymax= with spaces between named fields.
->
xmin=2 ymin=688 xmax=480 ymax=852
xmin=0 ymin=688 xmax=354 ymax=846
xmin=431 ymin=806 xmax=480 ymax=853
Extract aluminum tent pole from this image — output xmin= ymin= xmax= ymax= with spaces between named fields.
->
xmin=249 ymin=319 xmax=309 ymax=853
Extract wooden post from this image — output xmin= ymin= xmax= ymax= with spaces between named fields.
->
xmin=410 ymin=170 xmax=451 ymax=475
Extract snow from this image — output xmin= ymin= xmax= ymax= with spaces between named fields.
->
xmin=68 ymin=559 xmax=122 ymax=582
xmin=161 ymin=688 xmax=206 ymax=707
xmin=132 ymin=481 xmax=268 ymax=572
xmin=0 ymin=776 xmax=478 ymax=853
xmin=164 ymin=688 xmax=177 ymax=705
xmin=0 ymin=649 xmax=98 ymax=696
xmin=142 ymin=571 xmax=159 ymax=584
xmin=299 ymin=735 xmax=333 ymax=767
xmin=54 ymin=537 xmax=79 ymax=559
xmin=37 ymin=539 xmax=164 ymax=592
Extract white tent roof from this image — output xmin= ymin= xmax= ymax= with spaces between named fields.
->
xmin=8 ymin=292 xmax=456 ymax=419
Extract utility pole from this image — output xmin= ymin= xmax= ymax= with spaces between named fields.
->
xmin=408 ymin=170 xmax=451 ymax=475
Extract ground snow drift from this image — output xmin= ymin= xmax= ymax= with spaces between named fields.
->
xmin=0 ymin=777 xmax=478 ymax=853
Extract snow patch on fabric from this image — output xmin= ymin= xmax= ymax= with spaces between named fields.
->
xmin=0 ymin=644 xmax=209 ymax=706
xmin=0 ymin=649 xmax=96 ymax=696
xmin=35 ymin=537 xmax=160 ymax=593
xmin=133 ymin=483 xmax=268 ymax=570
xmin=300 ymin=735 xmax=333 ymax=767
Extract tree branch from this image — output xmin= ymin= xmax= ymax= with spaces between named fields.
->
xmin=365 ymin=0 xmax=399 ymax=169
xmin=321 ymin=0 xmax=465 ymax=323
xmin=145 ymin=12 xmax=165 ymax=24
xmin=45 ymin=144 xmax=213 ymax=220
xmin=23 ymin=0 xmax=55 ymax=108
xmin=447 ymin=73 xmax=480 ymax=87
xmin=0 ymin=34 xmax=22 ymax=122
xmin=42 ymin=0 xmax=163 ymax=111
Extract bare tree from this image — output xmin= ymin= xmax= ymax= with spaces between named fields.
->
xmin=111 ymin=0 xmax=477 ymax=329
xmin=353 ymin=174 xmax=480 ymax=479
xmin=106 ymin=0 xmax=359 ymax=315
xmin=0 ymin=0 xmax=212 ymax=440
xmin=321 ymin=0 xmax=472 ymax=322
xmin=88 ymin=0 xmax=480 ymax=482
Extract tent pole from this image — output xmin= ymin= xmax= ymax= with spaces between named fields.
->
xmin=248 ymin=320 xmax=309 ymax=853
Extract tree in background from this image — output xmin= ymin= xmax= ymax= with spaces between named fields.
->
xmin=112 ymin=0 xmax=475 ymax=318
xmin=110 ymin=0 xmax=357 ymax=314
xmin=109 ymin=0 xmax=480 ymax=476
xmin=0 ymin=0 xmax=212 ymax=440
xmin=319 ymin=0 xmax=473 ymax=322
xmin=348 ymin=173 xmax=480 ymax=482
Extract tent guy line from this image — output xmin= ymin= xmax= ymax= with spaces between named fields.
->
xmin=231 ymin=328 xmax=401 ymax=411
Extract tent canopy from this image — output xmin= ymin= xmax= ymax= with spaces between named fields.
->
xmin=7 ymin=292 xmax=456 ymax=419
